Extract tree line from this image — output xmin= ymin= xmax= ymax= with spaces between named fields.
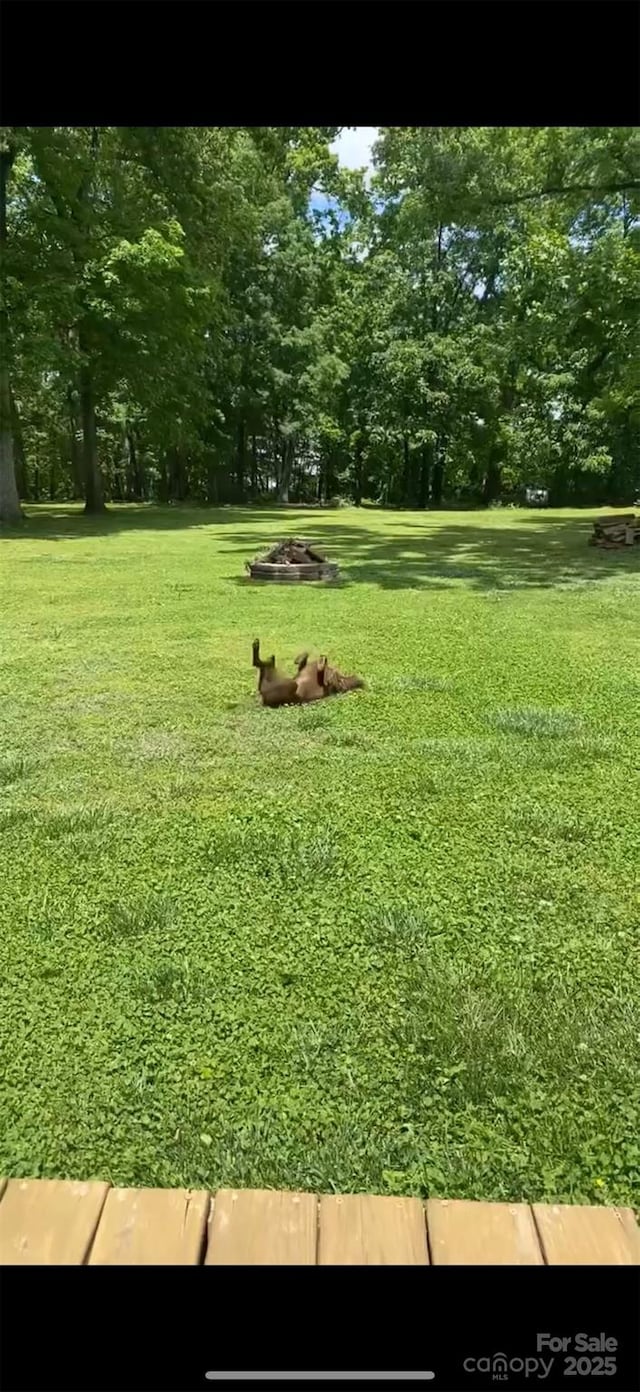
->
xmin=1 ymin=125 xmax=638 ymax=524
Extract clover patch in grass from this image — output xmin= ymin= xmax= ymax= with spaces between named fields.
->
xmin=224 ymin=704 xmax=331 ymax=759
xmin=136 ymin=730 xmax=189 ymax=761
xmin=411 ymin=735 xmax=487 ymax=762
xmin=395 ymin=674 xmax=455 ymax=693
xmin=323 ymin=728 xmax=372 ymax=750
xmin=295 ymin=704 xmax=332 ymax=731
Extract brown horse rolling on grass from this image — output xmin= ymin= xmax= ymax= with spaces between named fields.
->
xmin=252 ymin=639 xmax=364 ymax=708
xmin=252 ymin=639 xmax=324 ymax=707
xmin=297 ymin=651 xmax=365 ymax=697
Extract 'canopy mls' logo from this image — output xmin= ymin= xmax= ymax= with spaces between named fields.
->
xmin=462 ymin=1352 xmax=554 ymax=1381
xmin=463 ymin=1334 xmax=618 ymax=1381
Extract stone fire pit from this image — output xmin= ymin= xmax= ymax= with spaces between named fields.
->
xmin=246 ymin=538 xmax=339 ymax=583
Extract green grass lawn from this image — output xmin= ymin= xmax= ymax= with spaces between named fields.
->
xmin=1 ymin=504 xmax=639 ymax=1206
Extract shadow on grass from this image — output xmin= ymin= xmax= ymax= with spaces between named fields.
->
xmin=223 ymin=520 xmax=640 ymax=593
xmin=5 ymin=503 xmax=278 ymax=541
xmin=5 ymin=503 xmax=639 ymax=593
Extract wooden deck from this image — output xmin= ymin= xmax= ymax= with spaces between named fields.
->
xmin=0 ymin=1179 xmax=638 ymax=1265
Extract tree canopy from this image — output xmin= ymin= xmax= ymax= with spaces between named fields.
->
xmin=1 ymin=125 xmax=639 ymax=522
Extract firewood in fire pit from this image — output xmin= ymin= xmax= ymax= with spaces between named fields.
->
xmin=246 ymin=538 xmax=337 ymax=581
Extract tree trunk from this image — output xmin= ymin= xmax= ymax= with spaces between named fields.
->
xmin=326 ymin=449 xmax=338 ymax=502
xmin=168 ymin=447 xmax=179 ymax=500
xmin=67 ymin=387 xmax=83 ymax=499
xmin=166 ymin=445 xmax=189 ymax=501
xmin=158 ymin=454 xmax=170 ymax=503
xmin=353 ymin=439 xmax=364 ymax=507
xmin=277 ymin=446 xmax=290 ymax=504
xmin=78 ymin=357 xmax=105 ymax=515
xmin=275 ymin=437 xmax=293 ymax=503
xmin=482 ymin=454 xmax=502 ymax=504
xmin=112 ymin=441 xmax=125 ymax=501
xmin=0 ymin=144 xmax=23 ymax=525
xmin=418 ymin=445 xmax=431 ymax=508
xmin=250 ymin=434 xmax=258 ymax=496
xmin=124 ymin=430 xmax=135 ymax=501
xmin=173 ymin=447 xmax=187 ymax=500
xmin=550 ymin=463 xmax=570 ymax=508
xmin=236 ymin=419 xmax=246 ymax=502
xmin=206 ymin=457 xmax=218 ymax=505
xmin=402 ymin=434 xmax=412 ymax=506
xmin=10 ymin=388 xmax=27 ymax=499
xmin=127 ymin=429 xmax=146 ymax=501
xmin=0 ymin=368 xmax=22 ymax=523
xmin=431 ymin=441 xmax=445 ymax=507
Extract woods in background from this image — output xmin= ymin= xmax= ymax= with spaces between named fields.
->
xmin=1 ymin=125 xmax=639 ymax=524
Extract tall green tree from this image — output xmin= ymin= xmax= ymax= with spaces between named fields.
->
xmin=6 ymin=126 xmax=639 ymax=515
xmin=0 ymin=128 xmax=24 ymax=524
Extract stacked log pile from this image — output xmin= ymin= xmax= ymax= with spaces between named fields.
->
xmin=589 ymin=514 xmax=639 ymax=548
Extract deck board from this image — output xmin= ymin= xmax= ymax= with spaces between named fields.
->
xmin=427 ymin=1199 xmax=543 ymax=1265
xmin=0 ymin=1178 xmax=637 ymax=1265
xmin=88 ymin=1186 xmax=209 ymax=1265
xmin=618 ymin=1207 xmax=640 ymax=1261
xmin=0 ymin=1178 xmax=109 ymax=1265
xmin=206 ymin=1188 xmax=317 ymax=1265
xmin=533 ymin=1203 xmax=640 ymax=1265
xmin=319 ymin=1193 xmax=428 ymax=1265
